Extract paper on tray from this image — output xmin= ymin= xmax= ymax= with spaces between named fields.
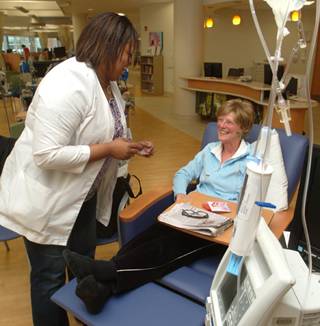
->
xmin=158 ymin=203 xmax=233 ymax=237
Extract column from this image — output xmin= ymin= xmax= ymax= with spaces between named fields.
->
xmin=72 ymin=13 xmax=88 ymax=49
xmin=174 ymin=0 xmax=203 ymax=115
xmin=0 ymin=12 xmax=4 ymax=49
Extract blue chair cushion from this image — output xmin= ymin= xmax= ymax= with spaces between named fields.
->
xmin=0 ymin=225 xmax=20 ymax=241
xmin=158 ymin=253 xmax=224 ymax=304
xmin=51 ymin=279 xmax=206 ymax=326
xmin=96 ymin=233 xmax=118 ymax=246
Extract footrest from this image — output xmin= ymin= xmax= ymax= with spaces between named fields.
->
xmin=52 ymin=279 xmax=205 ymax=326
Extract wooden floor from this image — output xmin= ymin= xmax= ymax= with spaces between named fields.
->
xmin=0 ymin=98 xmax=201 ymax=325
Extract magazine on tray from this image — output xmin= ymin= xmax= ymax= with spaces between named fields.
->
xmin=158 ymin=203 xmax=233 ymax=237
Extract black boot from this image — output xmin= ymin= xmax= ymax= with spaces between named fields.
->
xmin=76 ymin=275 xmax=113 ymax=314
xmin=63 ymin=249 xmax=117 ymax=282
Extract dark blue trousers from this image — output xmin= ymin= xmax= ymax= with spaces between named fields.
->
xmin=24 ymin=194 xmax=97 ymax=326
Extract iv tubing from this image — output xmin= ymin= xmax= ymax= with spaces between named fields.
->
xmin=280 ymin=43 xmax=300 ymax=87
xmin=249 ymin=0 xmax=291 ymax=160
xmin=301 ymin=0 xmax=320 ymax=281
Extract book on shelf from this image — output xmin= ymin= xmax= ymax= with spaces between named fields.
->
xmin=158 ymin=203 xmax=233 ymax=237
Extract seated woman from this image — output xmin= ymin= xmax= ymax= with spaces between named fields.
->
xmin=63 ymin=98 xmax=255 ymax=314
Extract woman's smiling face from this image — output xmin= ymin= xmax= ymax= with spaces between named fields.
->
xmin=217 ymin=112 xmax=243 ymax=145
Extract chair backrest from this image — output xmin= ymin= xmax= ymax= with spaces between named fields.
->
xmin=201 ymin=123 xmax=308 ymax=201
xmin=0 ymin=135 xmax=21 ymax=250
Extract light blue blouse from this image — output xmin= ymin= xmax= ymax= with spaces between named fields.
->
xmin=173 ymin=140 xmax=253 ymax=202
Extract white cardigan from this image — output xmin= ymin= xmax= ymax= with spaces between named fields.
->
xmin=0 ymin=57 xmax=127 ymax=245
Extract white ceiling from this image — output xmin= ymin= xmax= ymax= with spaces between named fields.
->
xmin=56 ymin=0 xmax=172 ymax=15
xmin=0 ymin=0 xmax=306 ymax=33
xmin=0 ymin=0 xmax=63 ymax=17
xmin=0 ymin=0 xmax=174 ymax=32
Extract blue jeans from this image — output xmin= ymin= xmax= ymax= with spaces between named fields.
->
xmin=24 ymin=194 xmax=97 ymax=326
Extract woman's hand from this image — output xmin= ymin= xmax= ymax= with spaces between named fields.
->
xmin=136 ymin=140 xmax=154 ymax=157
xmin=89 ymin=138 xmax=143 ymax=162
xmin=109 ymin=138 xmax=144 ymax=160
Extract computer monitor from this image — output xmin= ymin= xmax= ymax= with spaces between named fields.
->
xmin=204 ymin=62 xmax=223 ymax=78
xmin=33 ymin=61 xmax=51 ymax=78
xmin=206 ymin=219 xmax=320 ymax=326
xmin=53 ymin=46 xmax=66 ymax=59
xmin=286 ymin=73 xmax=306 ymax=98
xmin=284 ymin=77 xmax=298 ymax=99
xmin=264 ymin=63 xmax=285 ymax=85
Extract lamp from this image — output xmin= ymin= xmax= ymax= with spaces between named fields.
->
xmin=232 ymin=15 xmax=241 ymax=26
xmin=205 ymin=16 xmax=214 ymax=28
xmin=291 ymin=10 xmax=300 ymax=22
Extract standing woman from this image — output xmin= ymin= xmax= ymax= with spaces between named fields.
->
xmin=0 ymin=13 xmax=153 ymax=326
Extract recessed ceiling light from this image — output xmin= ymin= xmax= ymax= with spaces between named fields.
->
xmin=118 ymin=13 xmax=125 ymax=16
xmin=88 ymin=8 xmax=94 ymax=12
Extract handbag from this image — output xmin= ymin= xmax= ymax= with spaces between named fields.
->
xmin=96 ymin=174 xmax=142 ymax=238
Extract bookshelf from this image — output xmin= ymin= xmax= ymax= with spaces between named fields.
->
xmin=140 ymin=55 xmax=163 ymax=95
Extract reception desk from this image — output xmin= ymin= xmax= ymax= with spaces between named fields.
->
xmin=182 ymin=76 xmax=316 ymax=134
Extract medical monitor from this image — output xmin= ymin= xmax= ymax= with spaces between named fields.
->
xmin=206 ymin=219 xmax=320 ymax=326
xmin=204 ymin=62 xmax=223 ymax=78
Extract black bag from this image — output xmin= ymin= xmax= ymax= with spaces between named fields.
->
xmin=96 ymin=174 xmax=142 ymax=238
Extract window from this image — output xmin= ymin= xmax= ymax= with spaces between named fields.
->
xmin=3 ymin=35 xmax=41 ymax=53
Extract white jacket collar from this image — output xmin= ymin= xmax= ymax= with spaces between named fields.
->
xmin=211 ymin=139 xmax=248 ymax=162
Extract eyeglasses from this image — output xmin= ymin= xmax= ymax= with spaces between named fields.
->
xmin=181 ymin=208 xmax=209 ymax=219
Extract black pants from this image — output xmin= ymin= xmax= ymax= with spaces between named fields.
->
xmin=112 ymin=223 xmax=226 ymax=293
xmin=24 ymin=194 xmax=97 ymax=326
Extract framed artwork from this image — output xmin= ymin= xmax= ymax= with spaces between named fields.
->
xmin=148 ymin=32 xmax=163 ymax=55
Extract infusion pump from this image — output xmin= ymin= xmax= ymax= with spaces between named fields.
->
xmin=205 ymin=219 xmax=320 ymax=326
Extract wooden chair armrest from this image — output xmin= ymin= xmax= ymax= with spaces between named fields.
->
xmin=119 ymin=185 xmax=173 ymax=222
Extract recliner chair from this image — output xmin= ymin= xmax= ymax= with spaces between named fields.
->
xmin=52 ymin=123 xmax=308 ymax=325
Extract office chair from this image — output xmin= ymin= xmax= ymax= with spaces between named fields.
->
xmin=0 ymin=135 xmax=21 ymax=250
xmin=0 ymin=226 xmax=20 ymax=251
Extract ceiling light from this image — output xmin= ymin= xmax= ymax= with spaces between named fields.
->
xmin=291 ymin=10 xmax=300 ymax=22
xmin=232 ymin=15 xmax=241 ymax=26
xmin=205 ymin=17 xmax=214 ymax=28
xmin=118 ymin=13 xmax=125 ymax=16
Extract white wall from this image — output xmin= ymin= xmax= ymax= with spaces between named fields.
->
xmin=138 ymin=4 xmax=315 ymax=95
xmin=140 ymin=3 xmax=174 ymax=93
xmin=204 ymin=7 xmax=316 ymax=77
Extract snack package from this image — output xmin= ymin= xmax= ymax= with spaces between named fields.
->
xmin=202 ymin=201 xmax=231 ymax=213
